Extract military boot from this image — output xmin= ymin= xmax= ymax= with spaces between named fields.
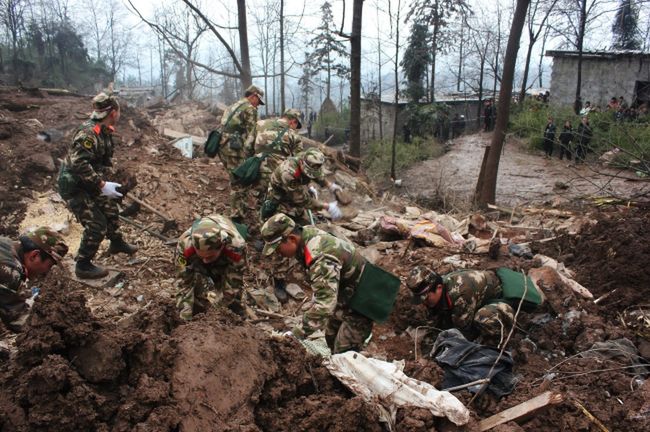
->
xmin=75 ymin=259 xmax=109 ymax=279
xmin=107 ymin=238 xmax=139 ymax=255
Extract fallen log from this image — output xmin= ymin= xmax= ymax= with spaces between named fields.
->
xmin=487 ymin=204 xmax=575 ymax=218
xmin=477 ymin=391 xmax=564 ymax=431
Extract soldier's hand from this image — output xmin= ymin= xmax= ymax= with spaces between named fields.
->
xmin=308 ymin=186 xmax=319 ymax=200
xmin=327 ymin=201 xmax=342 ymax=221
xmin=100 ymin=181 xmax=123 ymax=199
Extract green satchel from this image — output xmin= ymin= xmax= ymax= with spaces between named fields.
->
xmin=204 ymin=102 xmax=247 ymax=158
xmin=495 ymin=267 xmax=543 ymax=310
xmin=348 ymin=262 xmax=401 ymax=323
xmin=232 ymin=128 xmax=288 ymax=185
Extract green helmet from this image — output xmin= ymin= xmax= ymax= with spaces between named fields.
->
xmin=91 ymin=90 xmax=119 ymax=120
xmin=23 ymin=227 xmax=68 ymax=263
xmin=190 ymin=215 xmax=240 ymax=253
xmin=260 ymin=213 xmax=296 ymax=256
xmin=299 ymin=148 xmax=325 ymax=180
xmin=244 ymin=85 xmax=265 ymax=105
xmin=283 ymin=108 xmax=303 ymax=129
xmin=406 ymin=265 xmax=442 ymax=304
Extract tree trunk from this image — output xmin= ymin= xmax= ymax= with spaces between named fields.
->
xmin=538 ymin=26 xmax=550 ymax=88
xmin=574 ymin=0 xmax=587 ymax=114
xmin=391 ymin=0 xmax=401 ymax=180
xmin=474 ymin=0 xmax=530 ymax=208
xmin=518 ymin=39 xmax=535 ymax=104
xmin=237 ymin=0 xmax=252 ymax=88
xmin=280 ymin=0 xmax=285 ymax=113
xmin=349 ymin=0 xmax=363 ymax=159
xmin=477 ymin=54 xmax=485 ymax=128
xmin=457 ymin=21 xmax=464 ymax=92
xmin=430 ymin=27 xmax=438 ymax=102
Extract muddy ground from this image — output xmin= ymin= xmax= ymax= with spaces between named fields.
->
xmin=1 ymin=90 xmax=649 ymax=431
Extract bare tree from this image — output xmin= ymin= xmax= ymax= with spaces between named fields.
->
xmin=475 ymin=0 xmax=530 ymax=208
xmin=388 ymin=0 xmax=401 ymax=180
xmin=1 ymin=0 xmax=28 ymax=78
xmin=519 ymin=0 xmax=558 ymax=103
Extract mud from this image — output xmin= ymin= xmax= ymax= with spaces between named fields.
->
xmin=2 ymin=90 xmax=650 ymax=431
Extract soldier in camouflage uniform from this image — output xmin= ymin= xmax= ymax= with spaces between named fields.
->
xmin=219 ymin=85 xmax=264 ymax=221
xmin=261 ymin=213 xmax=373 ymax=353
xmin=263 ymin=148 xmax=344 ymax=223
xmin=251 ymin=108 xmax=304 ymax=199
xmin=58 ymin=89 xmax=137 ymax=279
xmin=174 ymin=214 xmax=247 ymax=321
xmin=0 ymin=227 xmax=68 ymax=331
xmin=407 ymin=266 xmax=515 ymax=341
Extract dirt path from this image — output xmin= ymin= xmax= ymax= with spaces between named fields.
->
xmin=401 ymin=132 xmax=645 ymax=208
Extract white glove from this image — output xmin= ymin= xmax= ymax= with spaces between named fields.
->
xmin=328 ymin=201 xmax=342 ymax=220
xmin=308 ymin=186 xmax=319 ymax=200
xmin=101 ymin=181 xmax=123 ymax=199
xmin=329 ymin=182 xmax=342 ymax=193
xmin=282 ymin=330 xmax=296 ymax=338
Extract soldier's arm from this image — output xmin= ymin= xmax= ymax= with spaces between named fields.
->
xmin=240 ymin=106 xmax=258 ymax=157
xmin=68 ymin=133 xmax=104 ymax=195
xmin=300 ymin=255 xmax=342 ymax=336
xmin=223 ymin=252 xmax=245 ymax=293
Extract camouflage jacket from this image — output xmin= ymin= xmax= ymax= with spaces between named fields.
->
xmin=61 ymin=120 xmax=115 ymax=196
xmin=266 ymin=157 xmax=327 ymax=218
xmin=174 ymin=215 xmax=246 ymax=294
xmin=295 ymin=226 xmax=366 ymax=336
xmin=0 ymin=237 xmax=28 ymax=321
xmin=221 ymin=98 xmax=258 ymax=157
xmin=431 ymin=270 xmax=502 ymax=330
xmin=255 ymin=118 xmax=303 ymax=169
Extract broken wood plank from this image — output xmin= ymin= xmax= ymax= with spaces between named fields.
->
xmin=487 ymin=204 xmax=575 ymax=218
xmin=162 ymin=128 xmax=205 ymax=146
xmin=119 ymin=215 xmax=174 ymax=244
xmin=477 ymin=391 xmax=563 ymax=431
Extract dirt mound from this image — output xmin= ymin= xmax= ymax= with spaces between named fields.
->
xmin=534 ymin=207 xmax=650 ymax=318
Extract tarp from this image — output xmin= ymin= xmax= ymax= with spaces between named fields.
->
xmin=432 ymin=329 xmax=517 ymax=398
xmin=324 ymin=351 xmax=470 ymax=429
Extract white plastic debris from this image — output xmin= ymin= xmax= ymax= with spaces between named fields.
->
xmin=324 ymin=351 xmax=470 ymax=429
xmin=172 ymin=136 xmax=193 ymax=158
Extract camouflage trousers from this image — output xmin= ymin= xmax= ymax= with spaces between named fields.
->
xmin=65 ymin=191 xmax=122 ymax=261
xmin=218 ymin=148 xmax=251 ymax=221
xmin=175 ymin=272 xmax=242 ymax=321
xmin=0 ymin=287 xmax=29 ymax=332
xmin=325 ymin=305 xmax=374 ymax=354
xmin=473 ymin=301 xmax=515 ymax=339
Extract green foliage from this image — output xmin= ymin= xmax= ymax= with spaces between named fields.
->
xmin=363 ymin=136 xmax=445 ymax=178
xmin=1 ymin=20 xmax=111 ymax=91
xmin=404 ymin=103 xmax=451 ymax=138
xmin=401 ymin=23 xmax=431 ymax=103
xmin=612 ymin=0 xmax=641 ymax=50
xmin=313 ymin=109 xmax=350 ymax=145
xmin=509 ymin=101 xmax=650 ymax=172
xmin=307 ymin=1 xmax=350 ymax=98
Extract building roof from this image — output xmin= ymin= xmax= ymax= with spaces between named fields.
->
xmin=546 ymin=50 xmax=650 ymax=60
xmin=361 ymin=92 xmax=484 ymax=105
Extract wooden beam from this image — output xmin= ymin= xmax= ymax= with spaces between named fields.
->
xmin=162 ymin=128 xmax=205 ymax=146
xmin=478 ymin=391 xmax=564 ymax=431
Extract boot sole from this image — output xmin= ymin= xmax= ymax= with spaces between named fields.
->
xmin=75 ymin=270 xmax=109 ymax=279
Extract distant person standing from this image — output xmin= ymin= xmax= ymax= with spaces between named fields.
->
xmin=542 ymin=116 xmax=556 ymax=158
xmin=483 ymin=99 xmax=496 ymax=132
xmin=558 ymin=120 xmax=573 ymax=161
xmin=575 ymin=116 xmax=592 ymax=164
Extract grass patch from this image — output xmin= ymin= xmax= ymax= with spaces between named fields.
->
xmin=509 ymin=100 xmax=650 ymax=173
xmin=363 ymin=136 xmax=446 ymax=179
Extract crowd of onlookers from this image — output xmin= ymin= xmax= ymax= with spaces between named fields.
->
xmin=579 ymin=96 xmax=649 ymax=123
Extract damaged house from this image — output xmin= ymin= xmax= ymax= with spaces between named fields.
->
xmin=546 ymin=50 xmax=650 ymax=108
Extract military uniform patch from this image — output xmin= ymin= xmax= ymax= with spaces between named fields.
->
xmin=82 ymin=137 xmax=94 ymax=149
xmin=177 ymin=256 xmax=187 ymax=267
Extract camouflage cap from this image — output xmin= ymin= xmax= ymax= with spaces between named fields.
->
xmin=299 ymin=148 xmax=325 ymax=180
xmin=283 ymin=108 xmax=303 ymax=129
xmin=244 ymin=85 xmax=265 ymax=105
xmin=260 ymin=213 xmax=296 ymax=256
xmin=23 ymin=227 xmax=68 ymax=263
xmin=91 ymin=90 xmax=120 ymax=120
xmin=190 ymin=216 xmax=234 ymax=253
xmin=406 ymin=265 xmax=441 ymax=304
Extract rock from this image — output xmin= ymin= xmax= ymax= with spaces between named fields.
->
xmin=285 ymin=283 xmax=305 ymax=300
xmin=28 ymin=153 xmax=55 ymax=173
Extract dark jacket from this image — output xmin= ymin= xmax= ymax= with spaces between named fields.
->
xmin=559 ymin=126 xmax=573 ymax=145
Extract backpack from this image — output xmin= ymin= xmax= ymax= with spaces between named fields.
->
xmin=232 ymin=128 xmax=288 ymax=185
xmin=204 ymin=102 xmax=247 ymax=158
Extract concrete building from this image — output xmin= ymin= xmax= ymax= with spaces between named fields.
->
xmin=546 ymin=50 xmax=650 ymax=108
xmin=360 ymin=94 xmax=483 ymax=144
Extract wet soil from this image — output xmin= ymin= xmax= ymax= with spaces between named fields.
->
xmin=402 ymin=132 xmax=646 ymax=209
xmin=2 ymin=91 xmax=650 ymax=431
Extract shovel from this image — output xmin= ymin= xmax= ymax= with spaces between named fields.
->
xmin=126 ymin=195 xmax=178 ymax=233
